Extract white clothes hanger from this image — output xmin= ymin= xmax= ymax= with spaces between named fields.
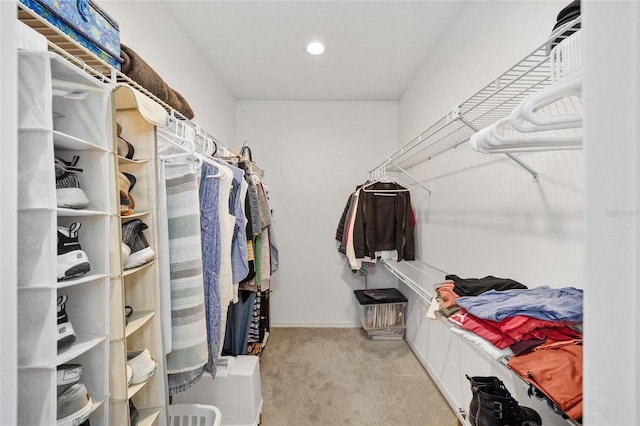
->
xmin=471 ymin=120 xmax=582 ymax=152
xmin=512 ymin=73 xmax=582 ymax=132
xmin=510 ymin=30 xmax=582 ymax=133
xmin=157 ymin=130 xmax=196 ymax=160
xmin=361 ymin=173 xmax=410 ymax=193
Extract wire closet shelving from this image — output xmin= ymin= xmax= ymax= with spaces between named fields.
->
xmin=370 ymin=17 xmax=581 ymax=185
xmin=17 ymin=2 xmax=264 ymax=176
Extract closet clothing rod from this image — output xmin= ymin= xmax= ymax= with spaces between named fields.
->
xmin=458 ymin=116 xmax=539 ymax=183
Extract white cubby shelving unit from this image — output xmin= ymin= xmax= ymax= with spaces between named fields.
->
xmin=109 ymin=85 xmax=168 ymax=426
xmin=17 ymin=49 xmax=112 ymax=426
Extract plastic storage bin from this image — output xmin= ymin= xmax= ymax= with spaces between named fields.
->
xmin=172 ymin=356 xmax=262 ymax=426
xmin=169 ymin=404 xmax=222 ymax=426
xmin=354 ymin=288 xmax=408 ymax=340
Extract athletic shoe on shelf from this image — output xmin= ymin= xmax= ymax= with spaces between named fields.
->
xmin=57 ymin=295 xmax=76 ymax=351
xmin=56 ymin=383 xmax=92 ymax=426
xmin=121 ymin=219 xmax=155 ymax=270
xmin=57 ymin=364 xmax=82 ymax=396
xmin=126 ymin=364 xmax=133 ymax=386
xmin=57 ymin=222 xmax=90 ymax=280
xmin=55 ymin=155 xmax=90 ymax=209
xmin=126 ymin=348 xmax=157 ymax=385
xmin=129 ymin=399 xmax=140 ymax=426
xmin=121 ymin=242 xmax=131 ymax=266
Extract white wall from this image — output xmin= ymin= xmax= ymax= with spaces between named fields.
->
xmin=583 ymin=2 xmax=639 ymax=424
xmin=0 ymin=3 xmax=17 ymax=425
xmin=396 ymin=2 xmax=583 ymax=425
xmin=398 ymin=0 xmax=582 ymax=288
xmin=236 ymin=101 xmax=397 ymax=326
xmin=101 ymin=1 xmax=236 ymax=145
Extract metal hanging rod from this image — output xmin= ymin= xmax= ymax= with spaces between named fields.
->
xmin=458 ymin=116 xmax=539 ymax=183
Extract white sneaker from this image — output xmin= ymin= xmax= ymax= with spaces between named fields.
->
xmin=57 ymin=223 xmax=90 ymax=280
xmin=127 ymin=349 xmax=157 ymax=385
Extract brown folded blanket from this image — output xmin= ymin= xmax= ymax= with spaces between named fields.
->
xmin=120 ymin=43 xmax=195 ymax=119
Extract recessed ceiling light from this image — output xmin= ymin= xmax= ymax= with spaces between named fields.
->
xmin=306 ymin=41 xmax=326 ymax=55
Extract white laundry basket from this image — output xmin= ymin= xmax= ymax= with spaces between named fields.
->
xmin=168 ymin=404 xmax=222 ymax=426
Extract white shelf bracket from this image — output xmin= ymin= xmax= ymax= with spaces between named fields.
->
xmin=388 ymin=160 xmax=432 ymax=195
xmin=457 ymin=116 xmax=539 ymax=183
xmin=447 ymin=106 xmax=461 ymax=123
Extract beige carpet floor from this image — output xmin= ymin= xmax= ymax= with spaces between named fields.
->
xmin=259 ymin=328 xmax=457 ymax=426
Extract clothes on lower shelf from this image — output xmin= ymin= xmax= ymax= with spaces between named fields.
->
xmin=508 ymin=339 xmax=583 ymax=422
xmin=444 ymin=274 xmax=528 ymax=296
xmin=428 ymin=274 xmax=584 ymax=422
xmin=456 ymin=285 xmax=583 ymax=323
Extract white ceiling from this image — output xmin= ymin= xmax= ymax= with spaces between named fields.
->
xmin=161 ymin=1 xmax=468 ymax=101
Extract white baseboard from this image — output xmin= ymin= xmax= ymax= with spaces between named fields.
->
xmin=270 ymin=321 xmax=360 ymax=328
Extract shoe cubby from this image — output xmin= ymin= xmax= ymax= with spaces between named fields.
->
xmin=110 ymin=84 xmax=168 ymax=426
xmin=17 ymin=50 xmax=112 ymax=426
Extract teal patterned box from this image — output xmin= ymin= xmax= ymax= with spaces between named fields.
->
xmin=20 ymin=0 xmax=121 ymax=70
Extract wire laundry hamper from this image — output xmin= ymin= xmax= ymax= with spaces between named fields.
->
xmin=168 ymin=404 xmax=222 ymax=426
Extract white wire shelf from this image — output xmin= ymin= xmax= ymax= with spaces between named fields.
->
xmin=17 ymin=2 xmax=265 ymax=177
xmin=381 ymin=259 xmax=448 ymax=302
xmin=370 ymin=17 xmax=581 ymax=179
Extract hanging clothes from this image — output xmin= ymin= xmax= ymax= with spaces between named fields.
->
xmin=199 ymin=162 xmax=222 ymax=377
xmin=242 ymin=163 xmax=262 ymax=237
xmin=239 ymin=226 xmax=271 ymax=292
xmin=157 ymin=161 xmax=173 ymax=355
xmin=164 ymin=162 xmax=208 ymax=396
xmin=216 ymin=165 xmax=236 ymax=350
xmin=223 ymin=290 xmax=256 ymax=356
xmin=344 ymin=188 xmax=364 ymax=271
xmin=359 ymin=182 xmax=415 ymax=261
xmin=336 ymin=181 xmax=416 ymax=268
xmin=240 ymin=194 xmax=257 ymax=284
xmin=221 ymin=160 xmax=250 ymax=287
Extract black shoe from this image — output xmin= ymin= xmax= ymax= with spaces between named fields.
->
xmin=57 ymin=295 xmax=76 ymax=351
xmin=466 ymin=375 xmax=502 ymax=425
xmin=129 ymin=399 xmax=140 ymax=426
xmin=57 ymin=222 xmax=90 ymax=280
xmin=475 ymin=379 xmax=542 ymax=426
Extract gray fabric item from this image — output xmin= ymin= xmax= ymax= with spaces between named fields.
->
xmin=255 ymin=178 xmax=271 ymax=230
xmin=55 ymin=155 xmax=82 ymax=189
xmin=245 ymin=168 xmax=262 ymax=237
xmin=164 ymin=162 xmax=208 ymax=396
xmin=268 ymin=223 xmax=279 ymax=274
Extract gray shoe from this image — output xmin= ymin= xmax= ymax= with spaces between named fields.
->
xmin=121 ymin=219 xmax=155 ymax=269
xmin=57 ymin=383 xmax=92 ymax=426
xmin=56 ymin=364 xmax=82 ymax=396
